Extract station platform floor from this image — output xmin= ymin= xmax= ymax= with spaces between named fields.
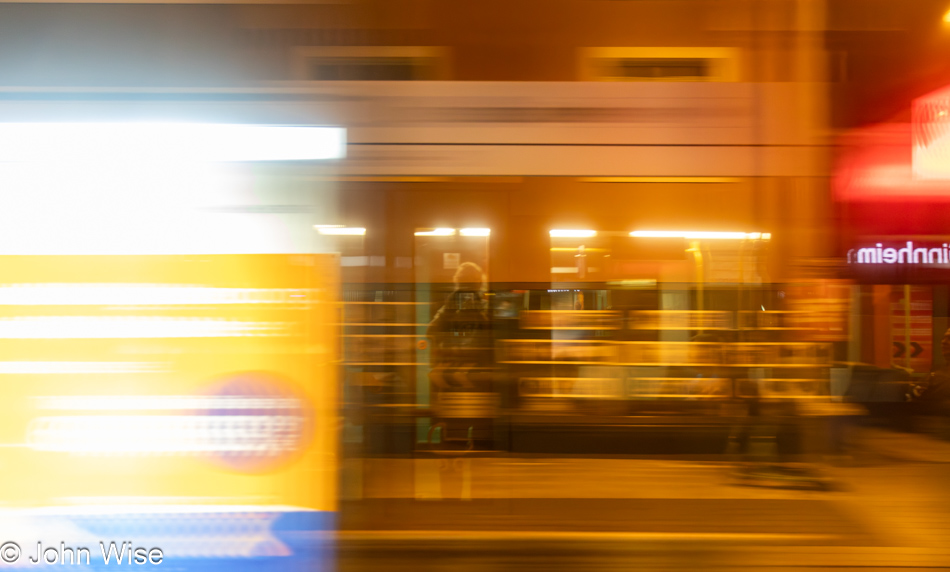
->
xmin=337 ymin=425 xmax=950 ymax=570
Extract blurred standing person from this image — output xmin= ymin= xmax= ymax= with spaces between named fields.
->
xmin=911 ymin=327 xmax=950 ymax=414
xmin=426 ymin=262 xmax=496 ymax=449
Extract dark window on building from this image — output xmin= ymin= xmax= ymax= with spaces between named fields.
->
xmin=311 ymin=58 xmax=427 ymax=81
xmin=599 ymin=58 xmax=710 ymax=80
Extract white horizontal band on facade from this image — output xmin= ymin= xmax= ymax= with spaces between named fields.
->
xmin=0 ymin=123 xmax=345 ymax=163
xmin=341 ymin=144 xmax=824 ymax=177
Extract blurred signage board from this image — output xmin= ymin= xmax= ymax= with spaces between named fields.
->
xmin=0 ymin=160 xmax=340 ymax=571
xmin=0 ymin=254 xmax=339 ymax=571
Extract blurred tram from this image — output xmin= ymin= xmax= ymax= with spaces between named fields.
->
xmin=0 ymin=94 xmax=345 ymax=572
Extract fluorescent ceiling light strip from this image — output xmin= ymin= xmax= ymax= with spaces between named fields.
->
xmin=318 ymin=227 xmax=366 ymax=235
xmin=415 ymin=228 xmax=456 ymax=236
xmin=0 ymin=285 xmax=309 ymax=305
xmin=550 ymin=229 xmax=597 ymax=238
xmin=460 ymin=228 xmax=491 ymax=236
xmin=0 ymin=123 xmax=346 ymax=162
xmin=0 ymin=317 xmax=284 ymax=338
xmin=630 ymin=230 xmax=769 ymax=240
xmin=36 ymin=396 xmax=300 ymax=410
xmin=0 ymin=362 xmax=163 ymax=374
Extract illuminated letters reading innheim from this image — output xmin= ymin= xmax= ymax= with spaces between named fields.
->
xmin=848 ymin=241 xmax=950 ymax=264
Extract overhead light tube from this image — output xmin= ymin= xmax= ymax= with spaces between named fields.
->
xmin=550 ymin=229 xmax=597 ymax=238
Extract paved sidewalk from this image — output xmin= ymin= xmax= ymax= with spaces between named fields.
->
xmin=341 ymin=426 xmax=950 ymax=554
xmin=341 ymin=497 xmax=875 ymax=546
xmin=336 ymin=541 xmax=950 ymax=572
xmin=850 ymin=424 xmax=950 ymax=463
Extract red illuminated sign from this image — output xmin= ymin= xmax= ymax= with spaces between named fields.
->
xmin=835 ymin=85 xmax=950 ymax=277
xmin=913 ymin=84 xmax=950 ymax=180
xmin=834 ymin=123 xmax=950 ymax=203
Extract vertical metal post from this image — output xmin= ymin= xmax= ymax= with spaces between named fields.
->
xmin=688 ymin=240 xmax=704 ymax=318
xmin=905 ymin=284 xmax=912 ymax=370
